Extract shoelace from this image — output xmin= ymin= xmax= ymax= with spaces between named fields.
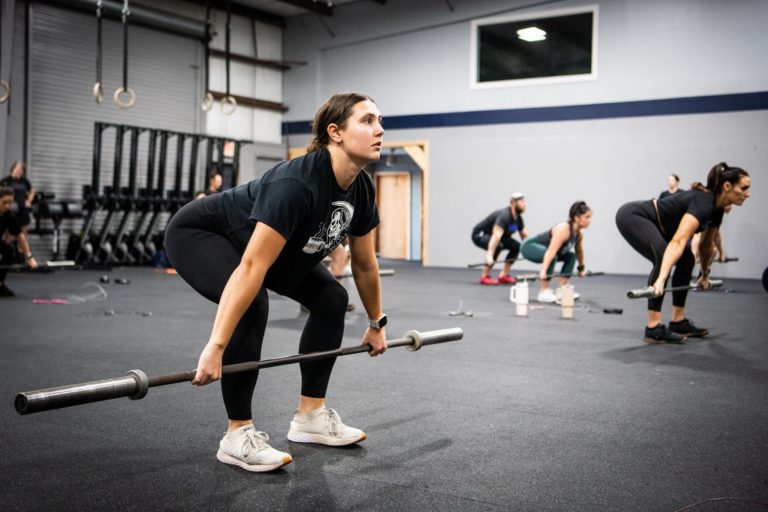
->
xmin=241 ymin=429 xmax=270 ymax=456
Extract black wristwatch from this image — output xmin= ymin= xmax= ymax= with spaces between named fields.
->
xmin=368 ymin=314 xmax=387 ymax=330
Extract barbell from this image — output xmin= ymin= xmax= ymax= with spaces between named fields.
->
xmin=15 ymin=327 xmax=463 ymax=415
xmin=627 ymin=279 xmax=723 ymax=299
xmin=516 ymin=271 xmax=605 ymax=282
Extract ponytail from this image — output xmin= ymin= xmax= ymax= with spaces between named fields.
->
xmin=569 ymin=201 xmax=590 ymax=222
xmin=306 ymin=92 xmax=375 ymax=153
xmin=692 ymin=162 xmax=749 ymax=194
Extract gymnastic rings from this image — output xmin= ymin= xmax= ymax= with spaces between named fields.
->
xmin=93 ymin=82 xmax=103 ymax=104
xmin=0 ymin=80 xmax=10 ymax=104
xmin=221 ymin=95 xmax=237 ymax=115
xmin=200 ymin=91 xmax=214 ymax=112
xmin=114 ymin=87 xmax=136 ymax=109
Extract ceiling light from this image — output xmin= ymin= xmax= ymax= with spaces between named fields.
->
xmin=516 ymin=26 xmax=546 ymax=42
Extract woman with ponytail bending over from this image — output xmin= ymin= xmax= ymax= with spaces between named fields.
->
xmin=616 ymin=162 xmax=751 ymax=344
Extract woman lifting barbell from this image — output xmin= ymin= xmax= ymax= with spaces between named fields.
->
xmin=164 ymin=93 xmax=387 ymax=472
xmin=616 ymin=162 xmax=751 ymax=344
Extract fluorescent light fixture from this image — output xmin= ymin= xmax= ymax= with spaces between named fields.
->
xmin=516 ymin=26 xmax=546 ymax=42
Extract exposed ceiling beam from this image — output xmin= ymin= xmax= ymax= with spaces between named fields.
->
xmin=182 ymin=0 xmax=286 ymax=27
xmin=275 ymin=0 xmax=333 ymax=17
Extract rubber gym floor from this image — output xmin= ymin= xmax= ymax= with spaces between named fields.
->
xmin=1 ymin=262 xmax=767 ymax=512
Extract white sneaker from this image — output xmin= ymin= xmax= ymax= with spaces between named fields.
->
xmin=287 ymin=407 xmax=367 ymax=446
xmin=217 ymin=425 xmax=293 ymax=472
xmin=554 ymin=287 xmax=581 ymax=304
xmin=537 ymin=289 xmax=557 ymax=303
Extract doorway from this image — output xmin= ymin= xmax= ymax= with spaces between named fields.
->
xmin=374 ymin=172 xmax=411 ymax=259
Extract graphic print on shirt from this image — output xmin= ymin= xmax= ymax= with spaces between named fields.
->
xmin=302 ymin=201 xmax=355 ymax=255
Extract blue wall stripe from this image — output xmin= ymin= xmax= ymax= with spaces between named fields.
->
xmin=282 ymin=91 xmax=768 ymax=135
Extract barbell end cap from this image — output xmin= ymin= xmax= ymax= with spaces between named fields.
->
xmin=126 ymin=369 xmax=149 ymax=400
xmin=14 ymin=393 xmax=29 ymax=415
xmin=404 ymin=330 xmax=424 ymax=352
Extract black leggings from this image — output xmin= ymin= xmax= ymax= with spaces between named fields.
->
xmin=615 ymin=201 xmax=695 ymax=312
xmin=0 ymin=240 xmax=14 ymax=283
xmin=164 ymin=195 xmax=349 ymax=420
xmin=471 ymin=231 xmax=520 ymax=263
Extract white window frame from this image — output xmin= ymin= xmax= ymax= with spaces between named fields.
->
xmin=469 ymin=5 xmax=599 ymax=90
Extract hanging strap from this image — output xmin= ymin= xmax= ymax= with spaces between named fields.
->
xmin=221 ymin=0 xmax=237 ymax=115
xmin=0 ymin=3 xmax=10 ymax=105
xmin=114 ymin=0 xmax=136 ymax=108
xmin=93 ymin=0 xmax=104 ymax=103
xmin=200 ymin=0 xmax=213 ymax=111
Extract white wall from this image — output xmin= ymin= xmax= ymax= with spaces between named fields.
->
xmin=283 ymin=0 xmax=768 ymax=279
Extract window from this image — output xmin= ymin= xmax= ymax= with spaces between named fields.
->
xmin=470 ymin=6 xmax=598 ymax=88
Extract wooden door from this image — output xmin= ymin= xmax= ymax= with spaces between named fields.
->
xmin=375 ymin=172 xmax=410 ymax=259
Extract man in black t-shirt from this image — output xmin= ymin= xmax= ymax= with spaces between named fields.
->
xmin=471 ymin=192 xmax=528 ymax=285
xmin=164 ymin=93 xmax=388 ymax=473
xmin=0 ymin=187 xmax=39 ymax=297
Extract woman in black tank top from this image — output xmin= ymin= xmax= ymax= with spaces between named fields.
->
xmin=521 ymin=201 xmax=592 ymax=303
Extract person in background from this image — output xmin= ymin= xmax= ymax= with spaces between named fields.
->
xmin=659 ymin=173 xmax=683 ymax=200
xmin=205 ymin=171 xmax=223 ymax=196
xmin=0 ymin=161 xmax=35 ymax=235
xmin=521 ymin=201 xmax=592 ymax=303
xmin=0 ymin=187 xmax=39 ymax=297
xmin=471 ymin=192 xmax=528 ymax=285
xmin=616 ymin=162 xmax=750 ymax=344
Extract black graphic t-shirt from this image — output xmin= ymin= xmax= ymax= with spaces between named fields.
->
xmin=655 ymin=189 xmax=723 ymax=237
xmin=217 ymin=149 xmax=379 ymax=294
xmin=473 ymin=207 xmax=525 ymax=244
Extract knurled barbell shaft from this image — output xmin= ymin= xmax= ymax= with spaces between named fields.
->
xmin=15 ymin=328 xmax=463 ymax=415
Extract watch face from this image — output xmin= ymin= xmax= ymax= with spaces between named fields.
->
xmin=370 ymin=314 xmax=387 ymax=329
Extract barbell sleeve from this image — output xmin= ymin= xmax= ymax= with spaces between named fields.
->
xmin=627 ymin=279 xmax=723 ymax=299
xmin=15 ymin=328 xmax=463 ymax=415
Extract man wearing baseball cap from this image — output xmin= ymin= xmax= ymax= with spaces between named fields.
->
xmin=471 ymin=192 xmax=528 ymax=285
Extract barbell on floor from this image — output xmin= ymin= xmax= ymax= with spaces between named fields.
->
xmin=627 ymin=279 xmax=723 ymax=299
xmin=335 ymin=269 xmax=395 ymax=279
xmin=0 ymin=260 xmax=78 ymax=271
xmin=516 ymin=271 xmax=605 ymax=282
xmin=14 ymin=327 xmax=463 ymax=415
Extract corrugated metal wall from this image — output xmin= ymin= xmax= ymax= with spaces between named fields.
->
xmin=27 ymin=2 xmax=203 ymax=258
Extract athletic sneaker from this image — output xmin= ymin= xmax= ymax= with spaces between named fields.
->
xmin=644 ymin=324 xmax=687 ymax=344
xmin=287 ymin=407 xmax=366 ymax=446
xmin=554 ymin=287 xmax=581 ymax=304
xmin=0 ymin=284 xmax=14 ymax=298
xmin=216 ymin=425 xmax=292 ymax=472
xmin=537 ymin=289 xmax=557 ymax=303
xmin=668 ymin=318 xmax=709 ymax=338
xmin=479 ymin=276 xmax=499 ymax=285
xmin=498 ymin=275 xmax=517 ymax=284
